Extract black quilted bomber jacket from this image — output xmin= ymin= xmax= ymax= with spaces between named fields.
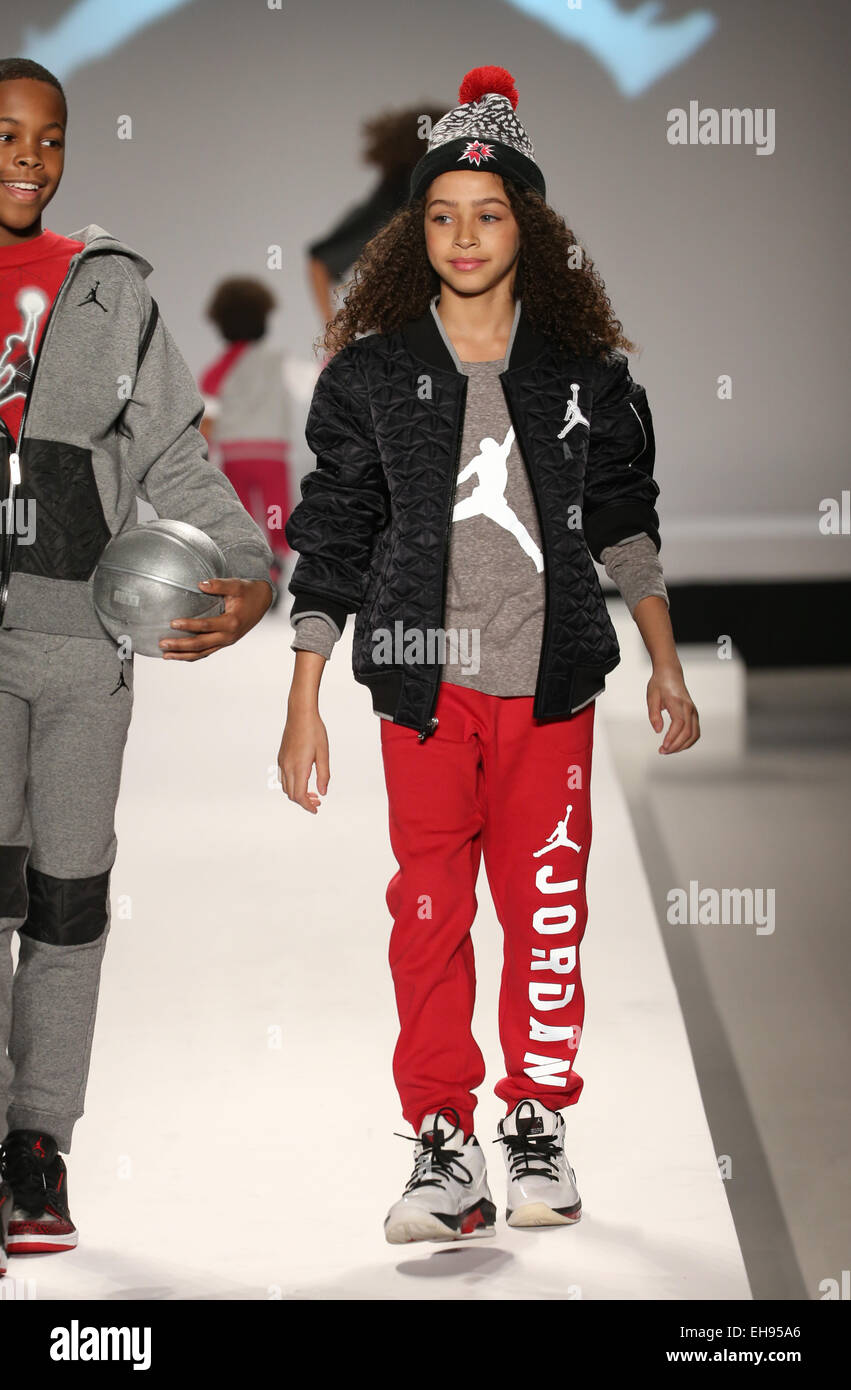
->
xmin=285 ymin=302 xmax=661 ymax=741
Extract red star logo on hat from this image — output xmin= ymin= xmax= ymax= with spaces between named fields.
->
xmin=458 ymin=140 xmax=495 ymax=166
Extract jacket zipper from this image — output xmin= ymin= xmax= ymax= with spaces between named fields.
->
xmin=0 ymin=415 xmax=18 ymax=620
xmin=0 ymin=253 xmax=82 ymax=626
xmin=626 ymin=400 xmax=647 ymax=464
xmin=499 ymin=373 xmax=548 ymax=717
xmin=417 ymin=373 xmax=468 ymax=742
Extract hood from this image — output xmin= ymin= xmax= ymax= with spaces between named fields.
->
xmin=66 ymin=223 xmax=154 ymax=280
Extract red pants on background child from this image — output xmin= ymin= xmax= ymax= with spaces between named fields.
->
xmin=220 ymin=447 xmax=292 ymax=567
xmin=380 ymin=679 xmax=596 ymax=1139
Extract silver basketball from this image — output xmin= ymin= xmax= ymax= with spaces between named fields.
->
xmin=92 ymin=520 xmax=228 ymax=658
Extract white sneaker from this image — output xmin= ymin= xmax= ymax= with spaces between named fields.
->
xmin=384 ymin=1107 xmax=496 ymax=1244
xmin=496 ymin=1099 xmax=582 ymax=1228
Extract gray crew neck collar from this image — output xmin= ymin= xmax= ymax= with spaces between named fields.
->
xmin=428 ymin=295 xmax=521 ymax=372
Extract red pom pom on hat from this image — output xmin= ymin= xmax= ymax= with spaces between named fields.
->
xmin=458 ymin=66 xmax=519 ymax=110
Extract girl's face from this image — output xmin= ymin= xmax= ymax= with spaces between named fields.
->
xmin=424 ymin=169 xmax=520 ymax=297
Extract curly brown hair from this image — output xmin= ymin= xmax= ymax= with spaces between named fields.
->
xmin=361 ymin=105 xmax=449 ymax=175
xmin=206 ymin=277 xmax=277 ymax=342
xmin=322 ymin=177 xmax=637 ymax=360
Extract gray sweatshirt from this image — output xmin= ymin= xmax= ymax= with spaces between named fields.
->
xmin=1 ymin=224 xmax=274 ymax=640
xmin=291 ymin=301 xmax=668 ymax=688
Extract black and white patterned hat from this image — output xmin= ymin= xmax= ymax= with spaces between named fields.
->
xmin=409 ymin=66 xmax=545 ymax=203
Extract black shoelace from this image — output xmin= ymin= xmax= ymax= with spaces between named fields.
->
xmin=493 ymin=1102 xmax=562 ymax=1182
xmin=394 ymin=1106 xmax=474 ymax=1193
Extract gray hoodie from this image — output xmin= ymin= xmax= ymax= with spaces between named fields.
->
xmin=0 ymin=224 xmax=274 ymax=639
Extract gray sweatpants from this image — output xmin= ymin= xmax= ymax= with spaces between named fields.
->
xmin=0 ymin=627 xmax=134 ymax=1152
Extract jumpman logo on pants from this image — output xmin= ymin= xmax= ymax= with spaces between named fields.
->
xmin=532 ymin=803 xmax=584 ymax=856
xmin=452 ymin=426 xmax=544 ymax=572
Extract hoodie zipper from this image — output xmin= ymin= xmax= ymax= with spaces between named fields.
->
xmin=0 ymin=415 xmax=19 ymax=621
xmin=417 ymin=373 xmax=468 ymax=743
xmin=0 ymin=252 xmax=82 ymax=626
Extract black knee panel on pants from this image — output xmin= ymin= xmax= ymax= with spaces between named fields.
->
xmin=0 ymin=845 xmax=28 ymax=919
xmin=21 ymin=864 xmax=110 ymax=945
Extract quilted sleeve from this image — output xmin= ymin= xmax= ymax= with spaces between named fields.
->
xmin=582 ymin=351 xmax=661 ymax=564
xmin=285 ymin=346 xmax=390 ymax=631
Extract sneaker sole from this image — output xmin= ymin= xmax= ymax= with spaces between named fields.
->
xmin=6 ymin=1228 xmax=78 ymax=1253
xmin=385 ymin=1199 xmax=497 ymax=1245
xmin=506 ymin=1201 xmax=582 ymax=1228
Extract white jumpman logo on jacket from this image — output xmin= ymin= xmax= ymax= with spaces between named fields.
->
xmin=532 ymin=803 xmax=584 ymax=857
xmin=557 ymin=383 xmax=589 ymax=440
xmin=452 ymin=426 xmax=544 ymax=572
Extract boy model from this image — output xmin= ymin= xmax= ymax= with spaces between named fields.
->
xmin=0 ymin=58 xmax=274 ymax=1272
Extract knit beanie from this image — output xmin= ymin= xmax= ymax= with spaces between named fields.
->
xmin=409 ymin=65 xmax=545 ymax=204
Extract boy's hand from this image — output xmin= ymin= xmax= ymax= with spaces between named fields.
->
xmin=647 ymin=662 xmax=701 ymax=754
xmin=160 ymin=577 xmax=273 ymax=660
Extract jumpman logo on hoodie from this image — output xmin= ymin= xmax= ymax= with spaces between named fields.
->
xmin=77 ymin=280 xmax=108 ymax=312
xmin=452 ymin=425 xmax=544 ymax=572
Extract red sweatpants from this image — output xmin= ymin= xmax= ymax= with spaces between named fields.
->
xmin=222 ymin=455 xmax=292 ymax=563
xmin=379 ymin=679 xmax=596 ymax=1139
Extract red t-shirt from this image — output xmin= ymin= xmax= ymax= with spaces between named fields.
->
xmin=0 ymin=227 xmax=84 ymax=446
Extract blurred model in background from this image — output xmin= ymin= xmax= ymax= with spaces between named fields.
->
xmin=307 ymin=104 xmax=446 ymax=330
xmin=200 ymin=278 xmax=316 ymax=604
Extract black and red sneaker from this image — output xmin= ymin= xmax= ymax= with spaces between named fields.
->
xmin=0 ymin=1131 xmax=78 ymax=1253
xmin=0 ymin=1179 xmax=12 ymax=1275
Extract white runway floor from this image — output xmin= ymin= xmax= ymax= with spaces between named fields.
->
xmin=7 ymin=608 xmax=752 ymax=1300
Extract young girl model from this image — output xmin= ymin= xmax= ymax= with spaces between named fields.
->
xmin=279 ymin=66 xmax=699 ymax=1245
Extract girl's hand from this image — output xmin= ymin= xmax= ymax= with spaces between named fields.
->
xmin=160 ymin=578 xmax=273 ymax=659
xmin=278 ymin=708 xmax=330 ymax=813
xmin=647 ymin=663 xmax=700 ymax=754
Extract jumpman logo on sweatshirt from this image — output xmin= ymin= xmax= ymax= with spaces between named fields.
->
xmin=0 ymin=286 xmax=48 ymax=409
xmin=452 ymin=425 xmax=544 ymax=572
xmin=532 ymin=803 xmax=584 ymax=857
